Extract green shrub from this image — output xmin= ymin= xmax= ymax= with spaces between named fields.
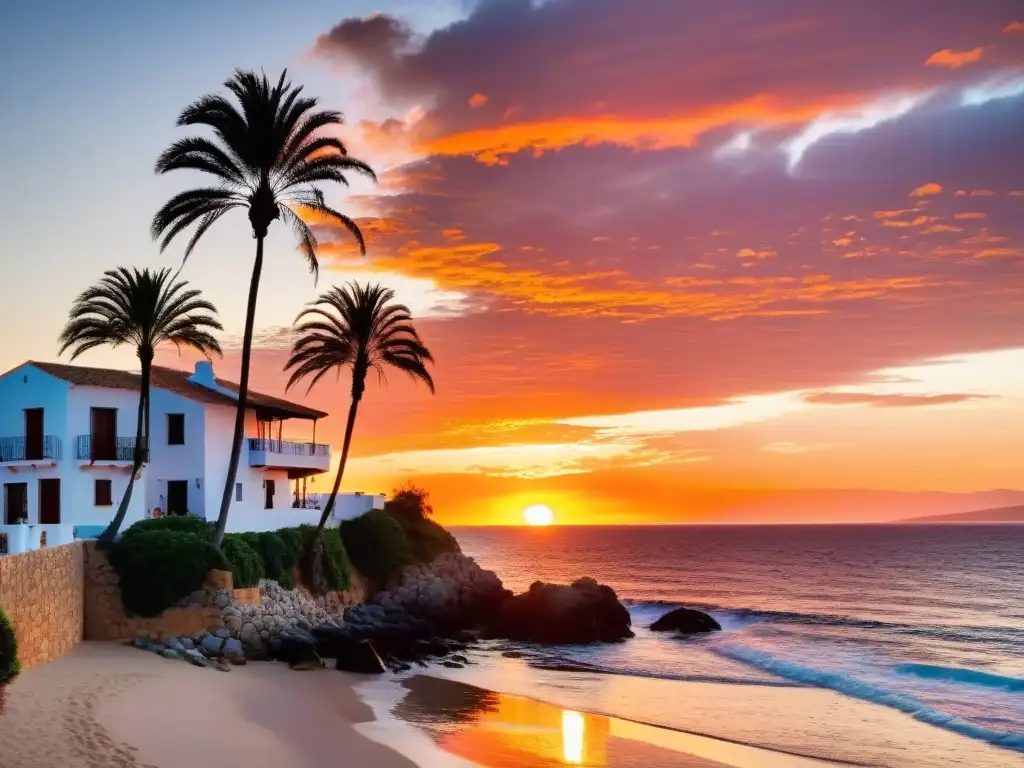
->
xmin=253 ymin=531 xmax=290 ymax=581
xmin=276 ymin=527 xmax=304 ymax=568
xmin=120 ymin=515 xmax=213 ymax=541
xmin=293 ymin=525 xmax=350 ymax=594
xmin=384 ymin=483 xmax=433 ymax=521
xmin=222 ymin=535 xmax=264 ymax=589
xmin=0 ymin=608 xmax=20 ymax=684
xmin=394 ymin=514 xmax=460 ymax=564
xmin=340 ymin=508 xmax=412 ymax=583
xmin=109 ymin=530 xmax=225 ymax=617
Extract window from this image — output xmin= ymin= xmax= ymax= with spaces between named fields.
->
xmin=264 ymin=479 xmax=275 ymax=509
xmin=167 ymin=414 xmax=185 ymax=445
xmin=95 ymin=479 xmax=113 ymax=507
xmin=235 ymin=482 xmax=243 ymax=502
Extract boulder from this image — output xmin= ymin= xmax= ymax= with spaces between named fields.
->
xmin=276 ymin=631 xmax=322 ymax=670
xmin=184 ymin=649 xmax=210 ymax=667
xmin=162 ymin=649 xmax=182 ymax=660
xmin=334 ymin=640 xmax=387 ymax=674
xmin=490 ymin=577 xmax=633 ymax=644
xmin=222 ymin=637 xmax=245 ymax=663
xmin=310 ymin=624 xmax=352 ymax=659
xmin=649 ymin=607 xmax=721 ymax=634
xmin=201 ymin=634 xmax=225 ymax=657
xmin=165 ymin=637 xmax=186 ymax=653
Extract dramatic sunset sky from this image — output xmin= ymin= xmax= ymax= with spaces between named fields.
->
xmin=2 ymin=1 xmax=1023 ymax=524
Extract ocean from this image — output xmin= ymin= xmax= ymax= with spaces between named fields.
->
xmin=398 ymin=524 xmax=1024 ymax=767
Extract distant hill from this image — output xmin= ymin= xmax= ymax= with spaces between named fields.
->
xmin=904 ymin=505 xmax=1024 ymax=524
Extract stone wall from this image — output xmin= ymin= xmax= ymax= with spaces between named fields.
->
xmin=82 ymin=541 xmax=223 ymax=642
xmin=0 ymin=541 xmax=84 ymax=670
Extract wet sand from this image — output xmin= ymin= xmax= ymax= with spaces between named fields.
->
xmin=0 ymin=642 xmax=416 ymax=768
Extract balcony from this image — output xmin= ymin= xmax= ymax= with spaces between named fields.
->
xmin=76 ymin=435 xmax=148 ymax=466
xmin=247 ymin=438 xmax=330 ymax=477
xmin=0 ymin=435 xmax=62 ymax=467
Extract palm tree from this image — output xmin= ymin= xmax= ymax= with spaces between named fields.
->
xmin=285 ymin=282 xmax=435 ymax=533
xmin=58 ymin=267 xmax=223 ymax=541
xmin=151 ymin=69 xmax=375 ymax=547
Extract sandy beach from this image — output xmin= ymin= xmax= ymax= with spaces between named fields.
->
xmin=0 ymin=642 xmax=416 ymax=768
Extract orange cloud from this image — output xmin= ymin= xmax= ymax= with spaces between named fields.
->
xmin=1009 ymin=191 xmax=1024 ymax=197
xmin=954 ymin=212 xmax=987 ymax=220
xmin=955 ymin=189 xmax=996 ymax=197
xmin=418 ymin=94 xmax=853 ymax=165
xmin=909 ymin=182 xmax=942 ymax=197
xmin=736 ymin=248 xmax=776 ymax=259
xmin=468 ymin=93 xmax=489 ymax=108
xmin=882 ymin=216 xmax=936 ymax=228
xmin=1004 ymin=21 xmax=1024 ymax=34
xmin=922 ymin=224 xmax=963 ymax=234
xmin=924 ymin=47 xmax=985 ymax=68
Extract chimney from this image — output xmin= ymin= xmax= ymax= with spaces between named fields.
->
xmin=189 ymin=360 xmax=217 ymax=388
xmin=187 ymin=360 xmax=239 ymax=400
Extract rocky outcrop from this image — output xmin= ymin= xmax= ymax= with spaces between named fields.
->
xmin=491 ymin=577 xmax=633 ymax=644
xmin=649 ymin=607 xmax=721 ymax=634
xmin=366 ymin=552 xmax=509 ymax=626
xmin=220 ymin=580 xmax=345 ymax=653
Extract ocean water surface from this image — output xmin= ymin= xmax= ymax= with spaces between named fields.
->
xmin=416 ymin=524 xmax=1024 ymax=767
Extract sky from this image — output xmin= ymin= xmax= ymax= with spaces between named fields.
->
xmin=1 ymin=1 xmax=1024 ymax=525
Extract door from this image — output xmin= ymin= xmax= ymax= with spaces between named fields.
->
xmin=167 ymin=480 xmax=189 ymax=516
xmin=39 ymin=479 xmax=60 ymax=524
xmin=25 ymin=408 xmax=44 ymax=460
xmin=264 ymin=479 xmax=275 ymax=509
xmin=4 ymin=483 xmax=27 ymax=524
xmin=91 ymin=407 xmax=117 ymax=460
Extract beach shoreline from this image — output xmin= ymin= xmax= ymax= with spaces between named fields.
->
xmin=0 ymin=642 xmax=416 ymax=768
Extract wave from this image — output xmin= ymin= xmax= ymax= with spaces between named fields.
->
xmin=713 ymin=642 xmax=1024 ymax=753
xmin=524 ymin=653 xmax=803 ymax=688
xmin=897 ymin=664 xmax=1024 ymax=692
xmin=624 ymin=599 xmax=1024 ymax=642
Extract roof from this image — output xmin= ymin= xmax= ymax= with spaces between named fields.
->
xmin=25 ymin=361 xmax=327 ymax=420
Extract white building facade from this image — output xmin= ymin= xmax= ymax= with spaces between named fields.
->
xmin=0 ymin=360 xmax=375 ymax=554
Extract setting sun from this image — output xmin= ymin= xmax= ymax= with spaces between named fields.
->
xmin=523 ymin=504 xmax=555 ymax=526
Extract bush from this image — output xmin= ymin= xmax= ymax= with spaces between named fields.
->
xmin=293 ymin=525 xmax=350 ymax=594
xmin=275 ymin=527 xmax=304 ymax=568
xmin=0 ymin=608 xmax=20 ymax=684
xmin=340 ymin=508 xmax=412 ymax=583
xmin=222 ymin=535 xmax=264 ymax=589
xmin=384 ymin=483 xmax=433 ymax=521
xmin=252 ymin=531 xmax=290 ymax=582
xmin=120 ymin=515 xmax=214 ymax=541
xmin=395 ymin=514 xmax=460 ymax=564
xmin=109 ymin=529 xmax=225 ymax=617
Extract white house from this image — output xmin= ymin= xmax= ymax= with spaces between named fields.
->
xmin=0 ymin=359 xmax=383 ymax=554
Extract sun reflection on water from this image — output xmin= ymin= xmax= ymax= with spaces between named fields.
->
xmin=562 ymin=709 xmax=585 ymax=764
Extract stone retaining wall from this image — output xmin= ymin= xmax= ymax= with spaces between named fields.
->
xmin=0 ymin=541 xmax=84 ymax=670
xmin=83 ymin=541 xmax=224 ymax=642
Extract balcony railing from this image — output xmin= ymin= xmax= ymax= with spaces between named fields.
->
xmin=247 ymin=438 xmax=330 ymax=457
xmin=75 ymin=435 xmax=148 ymax=462
xmin=0 ymin=435 xmax=61 ymax=462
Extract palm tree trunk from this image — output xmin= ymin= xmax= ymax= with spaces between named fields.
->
xmin=213 ymin=235 xmax=264 ymax=547
xmin=99 ymin=355 xmax=150 ymax=542
xmin=316 ymin=392 xmax=362 ymax=533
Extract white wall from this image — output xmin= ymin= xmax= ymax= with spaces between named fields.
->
xmin=65 ymin=385 xmax=148 ymax=528
xmin=0 ymin=364 xmax=70 ymax=443
xmin=146 ymin=387 xmax=207 ymax=517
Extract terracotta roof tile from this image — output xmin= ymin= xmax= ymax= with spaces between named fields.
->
xmin=26 ymin=361 xmax=327 ymax=420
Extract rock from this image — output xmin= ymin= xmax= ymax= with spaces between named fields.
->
xmin=449 ymin=654 xmax=469 ymax=664
xmin=222 ymin=637 xmax=245 ymax=662
xmin=132 ymin=637 xmax=151 ymax=650
xmin=491 ymin=577 xmax=633 ymax=644
xmin=649 ymin=607 xmax=721 ymax=634
xmin=201 ymin=634 xmax=225 ymax=656
xmin=311 ymin=624 xmax=352 ymax=659
xmin=184 ymin=649 xmax=210 ymax=667
xmin=442 ymin=661 xmax=464 ymax=669
xmin=166 ymin=637 xmax=186 ymax=653
xmin=277 ymin=631 xmax=321 ymax=670
xmin=149 ymin=643 xmax=167 ymax=654
xmin=215 ymin=627 xmax=232 ymax=639
xmin=334 ymin=640 xmax=387 ymax=674
xmin=501 ymin=650 xmax=524 ymax=659
xmin=162 ymin=649 xmax=182 ymax=660
xmin=211 ymin=658 xmax=232 ymax=672
xmin=180 ymin=638 xmax=196 ymax=650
